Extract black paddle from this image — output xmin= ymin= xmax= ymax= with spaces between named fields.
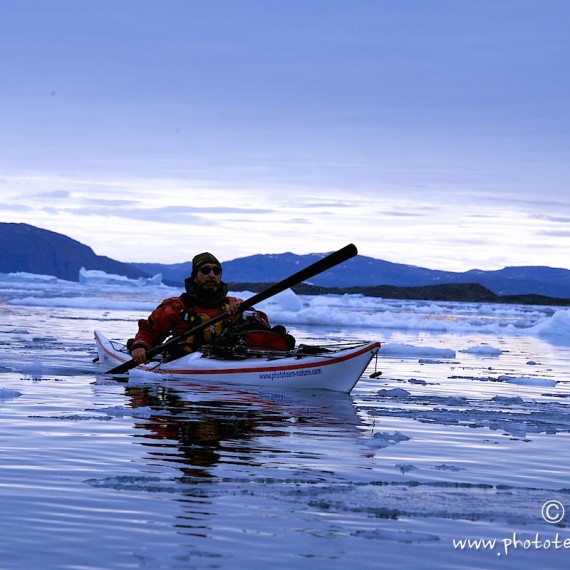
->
xmin=105 ymin=243 xmax=358 ymax=375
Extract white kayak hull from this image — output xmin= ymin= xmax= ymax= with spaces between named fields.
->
xmin=94 ymin=330 xmax=380 ymax=393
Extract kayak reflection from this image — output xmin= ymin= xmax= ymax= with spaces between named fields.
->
xmin=126 ymin=382 xmax=362 ymax=480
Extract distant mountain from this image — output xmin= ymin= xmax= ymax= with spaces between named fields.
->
xmin=458 ymin=266 xmax=570 ymax=297
xmin=0 ymin=223 xmax=150 ymax=281
xmin=230 ymin=281 xmax=570 ymax=306
xmin=132 ymin=261 xmax=193 ymax=285
xmin=2 ymin=222 xmax=570 ymax=299
xmin=134 ymin=253 xmax=446 ymax=288
xmin=133 ymin=252 xmax=570 ymax=299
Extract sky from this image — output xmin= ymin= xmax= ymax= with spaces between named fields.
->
xmin=1 ymin=0 xmax=569 ymax=272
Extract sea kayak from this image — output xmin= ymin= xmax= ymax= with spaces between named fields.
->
xmin=94 ymin=330 xmax=380 ymax=393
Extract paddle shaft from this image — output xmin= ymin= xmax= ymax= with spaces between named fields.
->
xmin=105 ymin=243 xmax=358 ymax=374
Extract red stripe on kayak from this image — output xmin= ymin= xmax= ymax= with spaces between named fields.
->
xmin=95 ymin=331 xmax=130 ymax=366
xmin=158 ymin=342 xmax=381 ymax=376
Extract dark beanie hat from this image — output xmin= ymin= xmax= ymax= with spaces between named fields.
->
xmin=192 ymin=252 xmax=221 ymax=276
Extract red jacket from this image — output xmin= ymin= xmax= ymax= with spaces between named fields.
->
xmin=131 ymin=294 xmax=269 ymax=355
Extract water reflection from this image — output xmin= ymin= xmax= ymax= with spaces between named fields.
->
xmin=126 ymin=383 xmax=362 ymax=480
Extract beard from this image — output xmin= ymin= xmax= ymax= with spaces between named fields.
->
xmin=183 ymin=276 xmax=228 ymax=308
xmin=197 ymin=281 xmax=220 ymax=297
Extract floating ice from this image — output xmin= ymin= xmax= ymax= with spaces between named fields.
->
xmin=0 ymin=388 xmax=22 ymax=400
xmin=381 ymin=343 xmax=456 ymax=359
xmin=21 ymin=359 xmax=44 ymax=375
xmin=492 ymin=395 xmax=525 ymax=404
xmin=499 ymin=375 xmax=557 ymax=387
xmin=84 ymin=475 xmax=181 ymax=493
xmin=351 ymin=529 xmax=439 ymax=543
xmin=258 ymin=288 xmax=303 ymax=312
xmin=459 ymin=345 xmax=503 ymax=356
xmin=442 ymin=396 xmax=468 ymax=406
xmin=396 ymin=463 xmax=417 ymax=474
xmin=360 ymin=431 xmax=411 ymax=448
xmin=79 ymin=267 xmax=163 ymax=286
xmin=86 ymin=405 xmax=155 ymax=419
xmin=0 ymin=271 xmax=62 ymax=283
xmin=529 ymin=309 xmax=570 ymax=336
xmin=377 ymin=388 xmax=411 ymax=398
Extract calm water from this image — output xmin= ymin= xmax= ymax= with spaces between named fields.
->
xmin=1 ymin=301 xmax=570 ymax=569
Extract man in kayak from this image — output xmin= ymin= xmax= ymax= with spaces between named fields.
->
xmin=129 ymin=252 xmax=272 ymax=364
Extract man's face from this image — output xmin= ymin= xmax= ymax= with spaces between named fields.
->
xmin=194 ymin=264 xmax=222 ymax=292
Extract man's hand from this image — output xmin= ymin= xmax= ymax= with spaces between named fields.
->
xmin=227 ymin=299 xmax=243 ymax=318
xmin=131 ymin=347 xmax=147 ymax=364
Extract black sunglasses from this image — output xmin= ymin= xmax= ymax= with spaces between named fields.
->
xmin=199 ymin=265 xmax=221 ymax=276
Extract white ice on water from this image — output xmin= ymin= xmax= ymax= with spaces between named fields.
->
xmin=2 ymin=268 xmax=570 ymax=365
xmin=78 ymin=267 xmax=163 ymax=286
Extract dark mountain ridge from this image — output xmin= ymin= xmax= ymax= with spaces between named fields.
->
xmin=1 ymin=222 xmax=569 ymax=301
xmin=134 ymin=252 xmax=570 ymax=299
xmin=0 ymin=222 xmax=148 ymax=281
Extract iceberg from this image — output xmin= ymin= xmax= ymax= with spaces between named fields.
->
xmin=0 ymin=271 xmax=63 ymax=283
xmin=529 ymin=308 xmax=570 ymax=336
xmin=78 ymin=267 xmax=163 ymax=287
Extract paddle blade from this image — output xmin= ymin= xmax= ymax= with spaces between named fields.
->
xmin=239 ymin=243 xmax=358 ymax=310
